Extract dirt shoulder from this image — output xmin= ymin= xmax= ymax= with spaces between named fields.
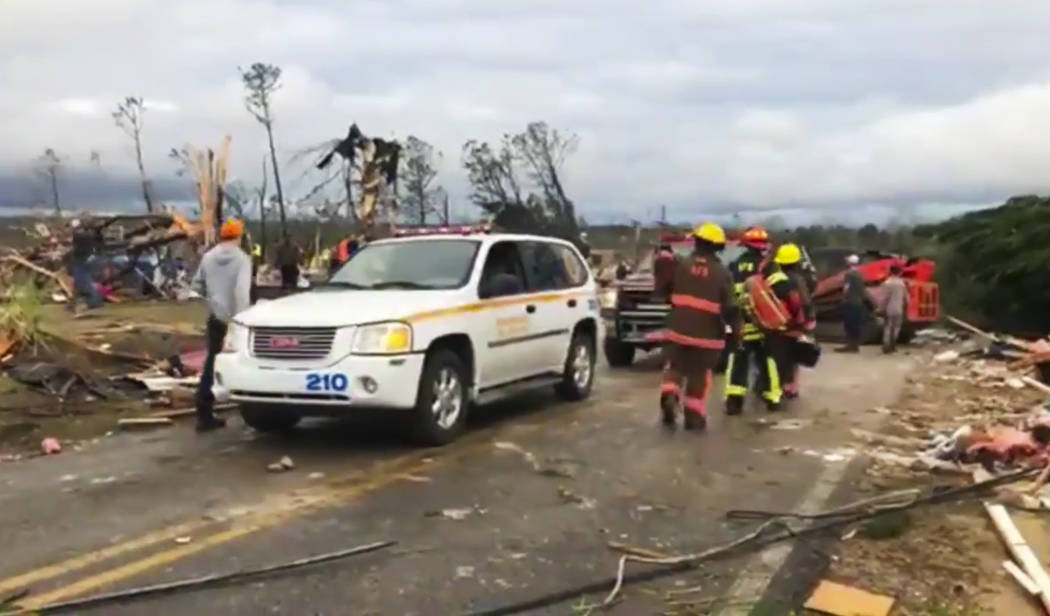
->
xmin=820 ymin=346 xmax=1050 ymax=616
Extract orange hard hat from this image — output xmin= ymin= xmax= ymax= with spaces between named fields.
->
xmin=219 ymin=218 xmax=244 ymax=240
xmin=741 ymin=226 xmax=770 ymax=249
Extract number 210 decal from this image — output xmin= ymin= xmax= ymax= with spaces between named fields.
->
xmin=305 ymin=373 xmax=349 ymax=392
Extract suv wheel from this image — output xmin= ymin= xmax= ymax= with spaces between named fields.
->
xmin=240 ymin=404 xmax=301 ymax=433
xmin=556 ymin=332 xmax=595 ymax=401
xmin=603 ymin=337 xmax=636 ymax=367
xmin=411 ymin=350 xmax=469 ymax=446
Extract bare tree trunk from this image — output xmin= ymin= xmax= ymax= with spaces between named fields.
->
xmin=49 ymin=170 xmax=60 ymax=214
xmin=417 ymin=185 xmax=427 ymax=226
xmin=442 ymin=193 xmax=450 ymax=225
xmin=134 ymin=133 xmax=153 ymax=213
xmin=265 ymin=120 xmax=287 ymax=235
xmin=342 ymin=160 xmax=358 ymax=225
xmin=259 ymin=157 xmax=269 ymax=260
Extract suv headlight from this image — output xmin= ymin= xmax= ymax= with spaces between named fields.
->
xmin=223 ymin=322 xmax=247 ymax=353
xmin=599 ymin=288 xmax=618 ymax=309
xmin=351 ymin=322 xmax=413 ymax=355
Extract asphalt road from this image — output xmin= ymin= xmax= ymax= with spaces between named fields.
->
xmin=0 ymin=347 xmax=911 ymax=615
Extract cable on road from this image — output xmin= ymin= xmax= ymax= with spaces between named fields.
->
xmin=15 ymin=540 xmax=395 ymax=615
xmin=463 ymin=466 xmax=1039 ymax=616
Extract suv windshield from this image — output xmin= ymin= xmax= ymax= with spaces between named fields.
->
xmin=325 ymin=239 xmax=480 ymax=290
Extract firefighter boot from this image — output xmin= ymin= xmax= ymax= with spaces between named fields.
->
xmin=725 ymin=395 xmax=744 ymax=416
xmin=659 ymin=394 xmax=678 ymax=428
xmin=683 ymin=412 xmax=707 ymax=432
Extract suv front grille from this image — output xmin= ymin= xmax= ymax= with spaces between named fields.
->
xmin=251 ymin=327 xmax=337 ymax=360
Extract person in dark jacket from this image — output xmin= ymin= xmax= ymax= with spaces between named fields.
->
xmin=837 ymin=254 xmax=875 ymax=352
xmin=67 ymin=219 xmax=103 ymax=311
xmin=659 ymin=222 xmax=739 ymax=432
xmin=724 ymin=226 xmax=779 ymax=415
xmin=274 ymin=234 xmax=301 ymax=289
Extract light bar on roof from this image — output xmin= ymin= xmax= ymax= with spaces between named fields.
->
xmin=392 ymin=223 xmax=492 ymax=237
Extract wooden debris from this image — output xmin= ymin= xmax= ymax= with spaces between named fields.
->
xmin=984 ymin=502 xmax=1050 ymax=614
xmin=1022 ymin=376 xmax=1050 ymax=396
xmin=803 ymin=580 xmax=894 ymax=616
xmin=1004 ymin=560 xmax=1040 ymax=595
xmin=117 ymin=417 xmax=175 ymax=430
xmin=1 ymin=255 xmax=74 ymax=296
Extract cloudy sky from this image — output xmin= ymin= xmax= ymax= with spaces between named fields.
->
xmin=3 ymin=0 xmax=1050 ymax=224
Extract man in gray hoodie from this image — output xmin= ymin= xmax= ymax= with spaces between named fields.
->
xmin=191 ymin=219 xmax=252 ymax=432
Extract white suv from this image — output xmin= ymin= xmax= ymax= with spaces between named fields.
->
xmin=214 ymin=228 xmax=600 ymax=445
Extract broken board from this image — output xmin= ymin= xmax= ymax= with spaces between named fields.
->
xmin=804 ymin=579 xmax=894 ymax=616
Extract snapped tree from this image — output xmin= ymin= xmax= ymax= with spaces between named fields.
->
xmin=35 ymin=148 xmax=63 ymax=214
xmin=240 ymin=63 xmax=288 ymax=235
xmin=112 ymin=96 xmax=154 ymax=212
xmin=462 ymin=121 xmax=579 ymax=240
xmin=400 ymin=136 xmax=444 ymax=225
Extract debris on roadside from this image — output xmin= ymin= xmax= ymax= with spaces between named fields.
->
xmin=266 ymin=456 xmax=295 ymax=473
xmin=425 ymin=507 xmax=486 ymax=521
xmin=117 ymin=417 xmax=174 ymax=430
xmin=557 ymin=486 xmax=596 ymax=510
xmin=40 ymin=436 xmax=61 ymax=455
xmin=803 ymin=579 xmax=894 ymax=616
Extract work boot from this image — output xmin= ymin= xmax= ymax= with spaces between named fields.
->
xmin=725 ymin=396 xmax=744 ymax=416
xmin=683 ymin=413 xmax=707 ymax=432
xmin=659 ymin=394 xmax=677 ymax=428
xmin=195 ymin=415 xmax=227 ymax=433
xmin=764 ymin=400 xmax=783 ymax=412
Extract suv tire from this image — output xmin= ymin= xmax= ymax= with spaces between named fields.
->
xmin=556 ymin=331 xmax=596 ymax=401
xmin=241 ymin=404 xmax=301 ymax=433
xmin=603 ymin=338 xmax=636 ymax=367
xmin=411 ymin=349 xmax=469 ymax=446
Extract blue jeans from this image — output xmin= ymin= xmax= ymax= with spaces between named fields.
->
xmin=69 ymin=259 xmax=102 ymax=308
xmin=842 ymin=303 xmax=864 ymax=345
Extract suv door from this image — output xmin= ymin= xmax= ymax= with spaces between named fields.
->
xmin=518 ymin=240 xmax=590 ymax=372
xmin=476 ymin=241 xmax=548 ymax=387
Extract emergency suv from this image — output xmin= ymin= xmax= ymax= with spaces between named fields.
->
xmin=213 ymin=226 xmax=600 ymax=445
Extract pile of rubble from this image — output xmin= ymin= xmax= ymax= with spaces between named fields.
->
xmin=0 ymin=213 xmax=204 ymax=307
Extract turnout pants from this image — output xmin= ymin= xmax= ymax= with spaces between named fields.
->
xmin=766 ymin=334 xmax=796 ymax=397
xmin=725 ymin=338 xmax=782 ymax=404
xmin=660 ymin=343 xmax=720 ymax=417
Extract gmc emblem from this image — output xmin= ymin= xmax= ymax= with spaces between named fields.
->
xmin=269 ymin=336 xmax=300 ymax=349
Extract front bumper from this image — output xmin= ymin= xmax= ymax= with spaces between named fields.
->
xmin=213 ymin=352 xmax=425 ymax=412
xmin=606 ymin=303 xmax=670 ymax=344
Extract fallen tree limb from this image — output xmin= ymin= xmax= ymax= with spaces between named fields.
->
xmin=15 ymin=540 xmax=394 ymax=614
xmin=465 ymin=467 xmax=1038 ymax=616
xmin=1 ymin=256 xmax=73 ymax=297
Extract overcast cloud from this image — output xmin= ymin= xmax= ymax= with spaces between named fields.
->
xmin=3 ymin=0 xmax=1050 ymax=223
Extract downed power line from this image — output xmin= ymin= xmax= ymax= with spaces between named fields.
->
xmin=13 ymin=540 xmax=394 ymax=615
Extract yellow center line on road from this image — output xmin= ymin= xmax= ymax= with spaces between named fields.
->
xmin=0 ymin=448 xmax=428 ymax=601
xmin=17 ymin=454 xmax=440 ymax=610
xmin=4 ymin=379 xmax=628 ymax=610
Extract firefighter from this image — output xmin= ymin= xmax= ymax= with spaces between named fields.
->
xmin=660 ymin=222 xmax=739 ymax=431
xmin=724 ymin=226 xmax=781 ymax=414
xmin=768 ymin=243 xmax=812 ymax=400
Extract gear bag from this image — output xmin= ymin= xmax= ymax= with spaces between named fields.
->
xmin=743 ymin=259 xmax=790 ymax=331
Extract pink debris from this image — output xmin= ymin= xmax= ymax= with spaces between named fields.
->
xmin=179 ymin=349 xmax=207 ymax=376
xmin=41 ymin=437 xmax=62 ymax=455
xmin=967 ymin=427 xmax=1044 ymax=464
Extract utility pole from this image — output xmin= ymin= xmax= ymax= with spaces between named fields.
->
xmin=659 ymin=204 xmax=667 ymax=227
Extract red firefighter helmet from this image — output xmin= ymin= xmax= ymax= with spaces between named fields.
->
xmin=741 ymin=226 xmax=771 ymax=250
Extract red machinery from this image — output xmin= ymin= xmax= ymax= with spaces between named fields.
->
xmin=808 ymin=249 xmax=940 ymax=341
